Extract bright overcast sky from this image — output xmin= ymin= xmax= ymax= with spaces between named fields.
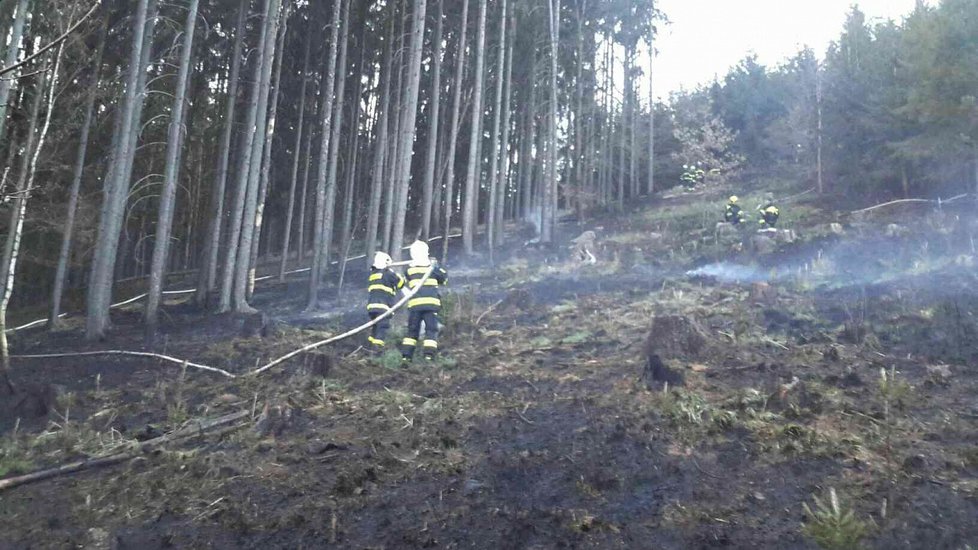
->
xmin=652 ymin=0 xmax=931 ymax=98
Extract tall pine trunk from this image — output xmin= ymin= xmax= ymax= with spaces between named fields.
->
xmin=232 ymin=0 xmax=284 ymax=311
xmin=279 ymin=29 xmax=312 ymax=280
xmin=542 ymin=0 xmax=560 ymax=243
xmin=461 ymin=0 xmax=487 ymax=256
xmin=86 ymin=0 xmax=155 ymax=339
xmin=365 ymin=6 xmax=394 ymax=263
xmin=0 ymin=0 xmax=29 ymax=149
xmin=494 ymin=7 xmax=514 ymax=246
xmin=145 ymin=0 xmax=199 ymax=335
xmin=486 ymin=0 xmax=507 ymax=261
xmin=1 ymin=44 xmax=62 ymax=393
xmin=440 ymin=0 xmax=469 ymax=262
xmin=50 ymin=13 xmax=107 ymax=328
xmin=218 ymin=0 xmax=275 ymax=312
xmin=420 ymin=0 xmax=443 ymax=241
xmin=306 ymin=0 xmax=344 ymax=310
xmin=196 ymin=0 xmax=247 ymax=307
xmin=389 ymin=0 xmax=428 ymax=261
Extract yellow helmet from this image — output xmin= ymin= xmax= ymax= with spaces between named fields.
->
xmin=729 ymin=196 xmax=739 ymax=204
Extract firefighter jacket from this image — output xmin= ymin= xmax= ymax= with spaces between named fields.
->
xmin=404 ymin=264 xmax=449 ymax=312
xmin=367 ymin=267 xmax=405 ymax=312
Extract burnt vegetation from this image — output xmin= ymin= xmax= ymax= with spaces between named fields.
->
xmin=1 ymin=0 xmax=978 ymax=548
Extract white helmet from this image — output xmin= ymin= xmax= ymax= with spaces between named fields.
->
xmin=409 ymin=240 xmax=430 ymax=266
xmin=372 ymin=251 xmax=392 ymax=269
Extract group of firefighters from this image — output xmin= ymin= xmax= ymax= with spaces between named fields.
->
xmin=365 ymin=240 xmax=448 ymax=365
xmin=724 ymin=194 xmax=780 ymax=229
xmin=360 ymin=196 xmax=779 ymax=362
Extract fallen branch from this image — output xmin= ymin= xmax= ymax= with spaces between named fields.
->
xmin=11 ymin=351 xmax=235 ymax=378
xmin=0 ymin=410 xmax=249 ymax=492
xmin=475 ymin=299 xmax=504 ymax=326
xmin=250 ymin=266 xmax=435 ymax=376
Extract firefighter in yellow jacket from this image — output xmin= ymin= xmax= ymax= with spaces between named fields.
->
xmin=400 ymin=241 xmax=448 ymax=363
xmin=366 ymin=252 xmax=405 ymax=351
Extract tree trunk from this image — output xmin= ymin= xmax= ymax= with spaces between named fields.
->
xmin=338 ymin=27 xmax=365 ymax=290
xmin=145 ymin=0 xmax=199 ymax=335
xmin=1 ymin=44 xmax=62 ymax=393
xmin=461 ymin=0 xmax=487 ymax=256
xmin=297 ymin=88 xmax=321 ymax=262
xmin=279 ymin=28 xmax=312 ymax=281
xmin=486 ymin=0 xmax=507 ymax=262
xmin=49 ymin=12 xmax=107 ymax=328
xmin=317 ymin=0 xmax=351 ymax=284
xmin=542 ymin=0 xmax=560 ymax=243
xmin=306 ymin=0 xmax=343 ymax=310
xmin=420 ymin=0 xmax=443 ymax=241
xmin=0 ymin=0 xmax=29 ymax=149
xmin=647 ymin=32 xmax=654 ymax=195
xmin=816 ymin=61 xmax=823 ymax=195
xmin=389 ymin=0 xmax=428 ymax=261
xmin=365 ymin=4 xmax=395 ymax=263
xmin=86 ymin=0 xmax=155 ymax=340
xmin=382 ymin=2 xmax=405 ymax=254
xmin=440 ymin=0 xmax=469 ymax=262
xmin=218 ymin=0 xmax=275 ymax=312
xmin=247 ymin=1 xmax=289 ymax=299
xmin=232 ymin=0 xmax=284 ymax=312
xmin=196 ymin=0 xmax=247 ymax=307
xmin=494 ymin=6 xmax=514 ymax=246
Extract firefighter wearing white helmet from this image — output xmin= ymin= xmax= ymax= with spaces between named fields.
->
xmin=724 ymin=195 xmax=746 ymax=225
xmin=400 ymin=241 xmax=449 ymax=363
xmin=365 ymin=251 xmax=404 ymax=351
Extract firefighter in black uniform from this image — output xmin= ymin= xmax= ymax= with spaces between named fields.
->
xmin=400 ymin=241 xmax=449 ymax=363
xmin=758 ymin=196 xmax=780 ymax=229
xmin=724 ymin=195 xmax=746 ymax=225
xmin=366 ymin=251 xmax=405 ymax=351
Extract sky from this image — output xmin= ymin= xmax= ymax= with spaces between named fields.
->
xmin=651 ymin=0 xmax=931 ymax=98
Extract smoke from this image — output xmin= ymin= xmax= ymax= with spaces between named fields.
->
xmin=686 ymin=262 xmax=772 ymax=283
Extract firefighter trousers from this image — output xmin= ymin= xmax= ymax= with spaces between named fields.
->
xmin=401 ymin=310 xmax=440 ymax=359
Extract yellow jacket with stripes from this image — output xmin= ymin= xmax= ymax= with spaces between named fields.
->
xmin=404 ymin=264 xmax=448 ymax=311
xmin=367 ymin=267 xmax=405 ymax=312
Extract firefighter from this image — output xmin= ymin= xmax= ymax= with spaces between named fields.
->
xmin=758 ymin=196 xmax=780 ymax=229
xmin=366 ymin=251 xmax=405 ymax=351
xmin=724 ymin=195 xmax=746 ymax=225
xmin=680 ymin=164 xmax=705 ymax=190
xmin=400 ymin=241 xmax=449 ymax=364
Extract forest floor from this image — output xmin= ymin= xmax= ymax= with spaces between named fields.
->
xmin=1 ymin=185 xmax=977 ymax=549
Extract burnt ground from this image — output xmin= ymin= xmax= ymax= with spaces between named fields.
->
xmin=1 ymin=189 xmax=978 ymax=549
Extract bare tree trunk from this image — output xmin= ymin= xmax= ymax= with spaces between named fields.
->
xmin=279 ymin=29 xmax=312 ymax=281
xmin=542 ymin=0 xmax=560 ymax=243
xmin=461 ymin=0 xmax=487 ymax=256
xmin=647 ymin=32 xmax=654 ymax=195
xmin=317 ymin=0 xmax=351 ymax=285
xmin=494 ymin=7 xmax=514 ymax=246
xmin=232 ymin=0 xmax=284 ymax=311
xmin=816 ymin=60 xmax=823 ymax=195
xmin=196 ymin=0 xmax=247 ymax=307
xmin=1 ymin=44 xmax=61 ymax=393
xmin=382 ymin=3 xmax=405 ymax=254
xmin=338 ymin=27 xmax=365 ymax=289
xmin=219 ymin=0 xmax=275 ymax=312
xmin=440 ymin=0 xmax=469 ymax=262
xmin=628 ymin=47 xmax=637 ymax=199
xmin=306 ymin=0 xmax=343 ymax=310
xmin=486 ymin=0 xmax=507 ymax=262
xmin=365 ymin=5 xmax=394 ymax=263
xmin=573 ymin=1 xmax=585 ymax=219
xmin=297 ymin=88 xmax=320 ymax=262
xmin=247 ymin=1 xmax=290 ymax=298
xmin=0 ymin=0 xmax=28 ymax=149
xmin=49 ymin=13 xmax=107 ymax=328
xmin=86 ymin=0 xmax=155 ymax=340
xmin=145 ymin=0 xmax=199 ymax=335
xmin=420 ymin=0 xmax=443 ymax=241
xmin=389 ymin=0 xmax=428 ymax=261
